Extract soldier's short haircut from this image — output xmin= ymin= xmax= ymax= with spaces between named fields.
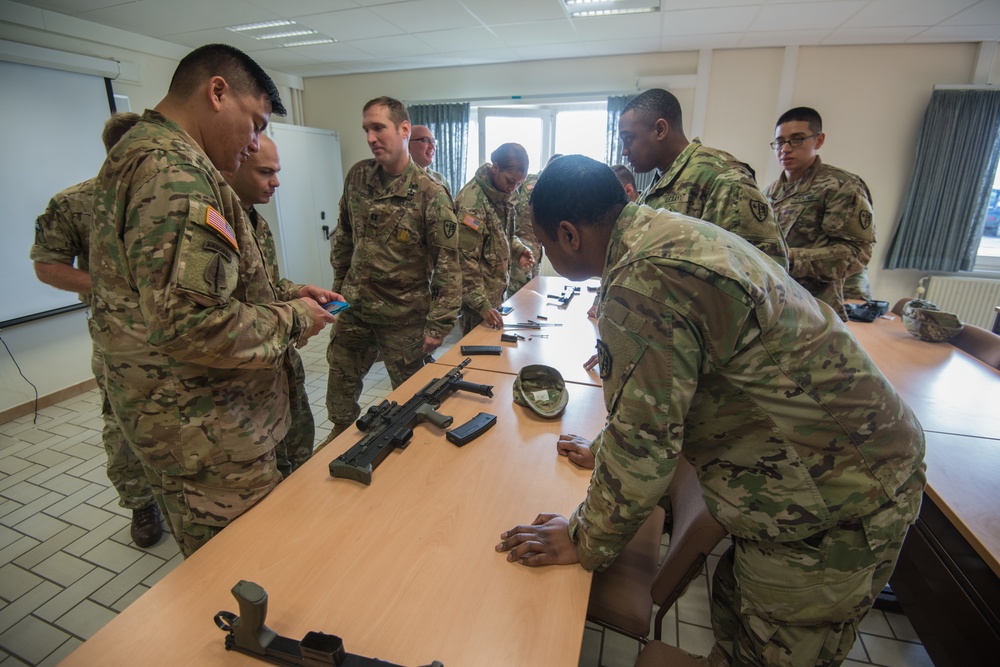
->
xmin=611 ymin=164 xmax=636 ymax=189
xmin=101 ymin=112 xmax=141 ymax=153
xmin=491 ymin=143 xmax=529 ymax=172
xmin=531 ymin=155 xmax=628 ymax=237
xmin=622 ymin=88 xmax=683 ymax=128
xmin=364 ymin=96 xmax=409 ymax=128
xmin=777 ymin=107 xmax=823 ymax=135
xmin=169 ymin=44 xmax=286 ymax=116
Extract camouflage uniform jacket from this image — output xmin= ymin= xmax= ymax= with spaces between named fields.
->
xmin=246 ymin=206 xmax=304 ymax=301
xmin=639 ymin=139 xmax=789 ymax=270
xmin=454 ymin=163 xmax=529 ymax=316
xmin=428 ymin=168 xmax=452 ymax=199
xmin=90 ymin=110 xmax=315 ymax=476
xmin=509 ymin=173 xmax=541 ymax=291
xmin=763 ymin=157 xmax=875 ymax=320
xmin=332 ymin=158 xmax=461 ymax=339
xmin=30 ymin=177 xmax=96 ymax=306
xmin=568 ymin=203 xmax=925 ymax=571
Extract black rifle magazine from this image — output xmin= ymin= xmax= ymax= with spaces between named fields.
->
xmin=446 ymin=412 xmax=497 ymax=447
xmin=460 ymin=345 xmax=502 ymax=355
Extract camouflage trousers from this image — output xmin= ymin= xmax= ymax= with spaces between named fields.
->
xmin=90 ymin=335 xmax=154 ymax=511
xmin=324 ymin=311 xmax=426 ymax=433
xmin=708 ymin=490 xmax=922 ymax=666
xmin=274 ymin=348 xmax=315 ymax=477
xmin=141 ymin=449 xmax=282 ymax=558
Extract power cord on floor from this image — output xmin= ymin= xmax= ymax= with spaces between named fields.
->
xmin=0 ymin=330 xmax=39 ymax=424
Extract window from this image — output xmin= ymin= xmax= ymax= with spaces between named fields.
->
xmin=974 ymin=166 xmax=1000 ymax=271
xmin=465 ymin=101 xmax=608 ymax=185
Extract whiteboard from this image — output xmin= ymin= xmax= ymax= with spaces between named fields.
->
xmin=0 ymin=59 xmax=111 ymax=328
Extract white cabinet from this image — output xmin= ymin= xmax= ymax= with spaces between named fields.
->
xmin=258 ymin=123 xmax=343 ymax=290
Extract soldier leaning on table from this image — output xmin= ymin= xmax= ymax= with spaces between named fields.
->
xmin=89 ymin=44 xmax=339 ymax=557
xmin=497 ymin=155 xmax=926 ymax=667
xmin=31 ymin=112 xmax=163 ymax=549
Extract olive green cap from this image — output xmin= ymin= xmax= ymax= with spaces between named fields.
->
xmin=513 ymin=364 xmax=568 ymax=418
xmin=902 ymin=299 xmax=963 ymax=343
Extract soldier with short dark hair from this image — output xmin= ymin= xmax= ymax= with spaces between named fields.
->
xmin=764 ymin=107 xmax=876 ymax=319
xmin=323 ymin=96 xmax=461 ymax=444
xmin=497 ymin=155 xmax=925 ymax=667
xmin=31 ymin=111 xmax=163 ymax=549
xmin=619 ymin=88 xmax=788 ymax=269
xmin=455 ymin=142 xmax=534 ymax=333
xmin=89 ymin=44 xmax=339 ymax=557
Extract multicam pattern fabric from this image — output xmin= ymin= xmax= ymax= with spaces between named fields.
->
xmin=428 ymin=168 xmax=452 ymax=199
xmin=568 ymin=204 xmax=925 ymax=659
xmin=508 ymin=173 xmax=542 ymax=296
xmin=455 ymin=162 xmax=528 ymax=331
xmin=764 ymin=157 xmax=875 ymax=320
xmin=638 ymin=139 xmax=789 ymax=270
xmin=330 ymin=158 xmax=460 ymax=340
xmin=30 ymin=178 xmax=154 ymax=511
xmin=89 ymin=110 xmax=311 ymax=553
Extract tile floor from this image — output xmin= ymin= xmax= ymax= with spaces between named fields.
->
xmin=0 ymin=328 xmax=935 ymax=667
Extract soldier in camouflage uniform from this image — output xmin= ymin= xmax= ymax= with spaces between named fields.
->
xmin=619 ymin=88 xmax=789 ymax=270
xmin=497 ymin=156 xmax=925 ymax=667
xmin=30 ymin=112 xmax=164 ymax=549
xmin=89 ymin=45 xmax=338 ymax=557
xmin=409 ymin=125 xmax=451 ymax=198
xmin=323 ymin=97 xmax=461 ymax=443
xmin=507 ymin=172 xmax=540 ymax=298
xmin=223 ymin=135 xmax=317 ymax=476
xmin=455 ymin=143 xmax=534 ymax=333
xmin=764 ymin=107 xmax=875 ymax=320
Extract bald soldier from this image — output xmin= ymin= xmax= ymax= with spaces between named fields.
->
xmin=31 ymin=112 xmax=162 ymax=549
xmin=223 ymin=135 xmax=318 ymax=476
xmin=497 ymin=156 xmax=925 ymax=667
xmin=455 ymin=143 xmax=535 ymax=333
xmin=408 ymin=124 xmax=451 ymax=197
xmin=90 ymin=44 xmax=339 ymax=557
xmin=764 ymin=107 xmax=876 ymax=320
xmin=619 ymin=88 xmax=788 ymax=269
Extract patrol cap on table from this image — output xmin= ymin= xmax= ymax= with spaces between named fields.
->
xmin=513 ymin=364 xmax=568 ymax=418
xmin=901 ymin=299 xmax=963 ymax=343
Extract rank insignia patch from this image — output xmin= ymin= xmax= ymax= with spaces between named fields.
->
xmin=397 ymin=228 xmax=411 ymax=242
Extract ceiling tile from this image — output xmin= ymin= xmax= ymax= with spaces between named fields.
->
xmin=662 ymin=0 xmax=760 ymax=8
xmin=78 ymin=0 xmax=277 ymax=37
xmin=460 ymin=0 xmax=568 ymax=25
xmin=571 ymin=14 xmax=662 ymax=40
xmin=739 ymin=29 xmax=831 ymax=47
xmin=660 ymin=32 xmax=743 ymax=51
xmin=413 ymin=26 xmax=507 ymax=53
xmin=491 ymin=19 xmax=580 ymax=47
xmin=295 ymin=7 xmax=404 ymax=41
xmin=584 ymin=37 xmax=662 ymax=56
xmin=250 ymin=48 xmax=323 ymax=70
xmin=911 ymin=24 xmax=1000 ymax=41
xmin=278 ymin=41 xmax=373 ymax=62
xmin=241 ymin=0 xmax=360 ymax=17
xmin=163 ymin=27 xmax=269 ymax=51
xmin=512 ymin=43 xmax=590 ymax=61
xmin=823 ymin=26 xmax=927 ymax=44
xmin=843 ymin=0 xmax=981 ymax=29
xmin=750 ymin=2 xmax=866 ymax=32
xmin=943 ymin=0 xmax=1000 ymax=25
xmin=17 ymin=0 xmax=135 ymax=13
xmin=443 ymin=47 xmax=521 ymax=64
xmin=367 ymin=0 xmax=480 ymax=33
xmin=348 ymin=33 xmax=439 ymax=58
xmin=660 ymin=7 xmax=759 ymax=36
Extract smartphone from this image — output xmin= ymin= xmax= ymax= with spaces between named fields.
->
xmin=498 ymin=306 xmax=514 ymax=315
xmin=324 ymin=300 xmax=350 ymax=315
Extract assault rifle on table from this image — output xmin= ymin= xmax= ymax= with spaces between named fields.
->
xmin=548 ymin=285 xmax=581 ymax=307
xmin=329 ymin=358 xmax=494 ymax=485
xmin=215 ymin=580 xmax=444 ymax=667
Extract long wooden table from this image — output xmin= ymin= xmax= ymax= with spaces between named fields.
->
xmin=847 ymin=315 xmax=1000 ymax=666
xmin=59 ymin=366 xmax=607 ymax=667
xmin=437 ymin=277 xmax=603 ymax=387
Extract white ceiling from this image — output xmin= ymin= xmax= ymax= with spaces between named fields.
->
xmin=11 ymin=0 xmax=1000 ymax=78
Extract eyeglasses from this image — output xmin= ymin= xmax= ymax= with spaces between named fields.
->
xmin=411 ymin=137 xmax=435 ymax=146
xmin=770 ymin=134 xmax=818 ymax=150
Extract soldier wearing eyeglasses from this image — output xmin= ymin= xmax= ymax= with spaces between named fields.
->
xmin=409 ymin=125 xmax=451 ymax=198
xmin=764 ymin=107 xmax=876 ymax=320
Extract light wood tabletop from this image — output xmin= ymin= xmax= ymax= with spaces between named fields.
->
xmin=846 ymin=315 xmax=998 ymax=441
xmin=58 ymin=366 xmax=608 ymax=667
xmin=437 ymin=277 xmax=604 ymax=387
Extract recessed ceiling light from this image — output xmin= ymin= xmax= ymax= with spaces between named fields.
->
xmin=282 ymin=38 xmax=336 ymax=47
xmin=226 ymin=19 xmax=295 ymax=32
xmin=252 ymin=29 xmax=318 ymax=40
xmin=564 ymin=0 xmax=659 ymax=18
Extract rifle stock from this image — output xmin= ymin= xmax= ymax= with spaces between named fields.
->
xmin=328 ymin=359 xmax=493 ymax=485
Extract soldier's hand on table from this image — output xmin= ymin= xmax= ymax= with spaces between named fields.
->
xmin=482 ymin=308 xmax=504 ymax=329
xmin=556 ymin=434 xmax=596 ymax=469
xmin=422 ymin=335 xmax=444 ymax=354
xmin=519 ymin=249 xmax=535 ymax=270
xmin=497 ymin=514 xmax=579 ymax=566
xmin=298 ymin=284 xmax=344 ymax=306
xmin=587 ymin=304 xmax=598 ymax=319
xmin=583 ymin=354 xmax=599 ymax=372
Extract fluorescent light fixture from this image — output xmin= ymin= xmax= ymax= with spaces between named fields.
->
xmin=226 ymin=19 xmax=295 ymax=32
xmin=574 ymin=7 xmax=657 ymax=16
xmin=282 ymin=38 xmax=336 ymax=47
xmin=252 ymin=29 xmax=318 ymax=40
xmin=564 ymin=0 xmax=659 ymax=18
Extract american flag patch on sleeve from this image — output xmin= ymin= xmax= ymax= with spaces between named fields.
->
xmin=205 ymin=206 xmax=239 ymax=250
xmin=461 ymin=214 xmax=481 ymax=231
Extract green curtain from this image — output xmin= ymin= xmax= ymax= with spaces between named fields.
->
xmin=606 ymin=94 xmax=654 ymax=194
xmin=885 ymin=89 xmax=1000 ymax=271
xmin=407 ymin=102 xmax=470 ymax=195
